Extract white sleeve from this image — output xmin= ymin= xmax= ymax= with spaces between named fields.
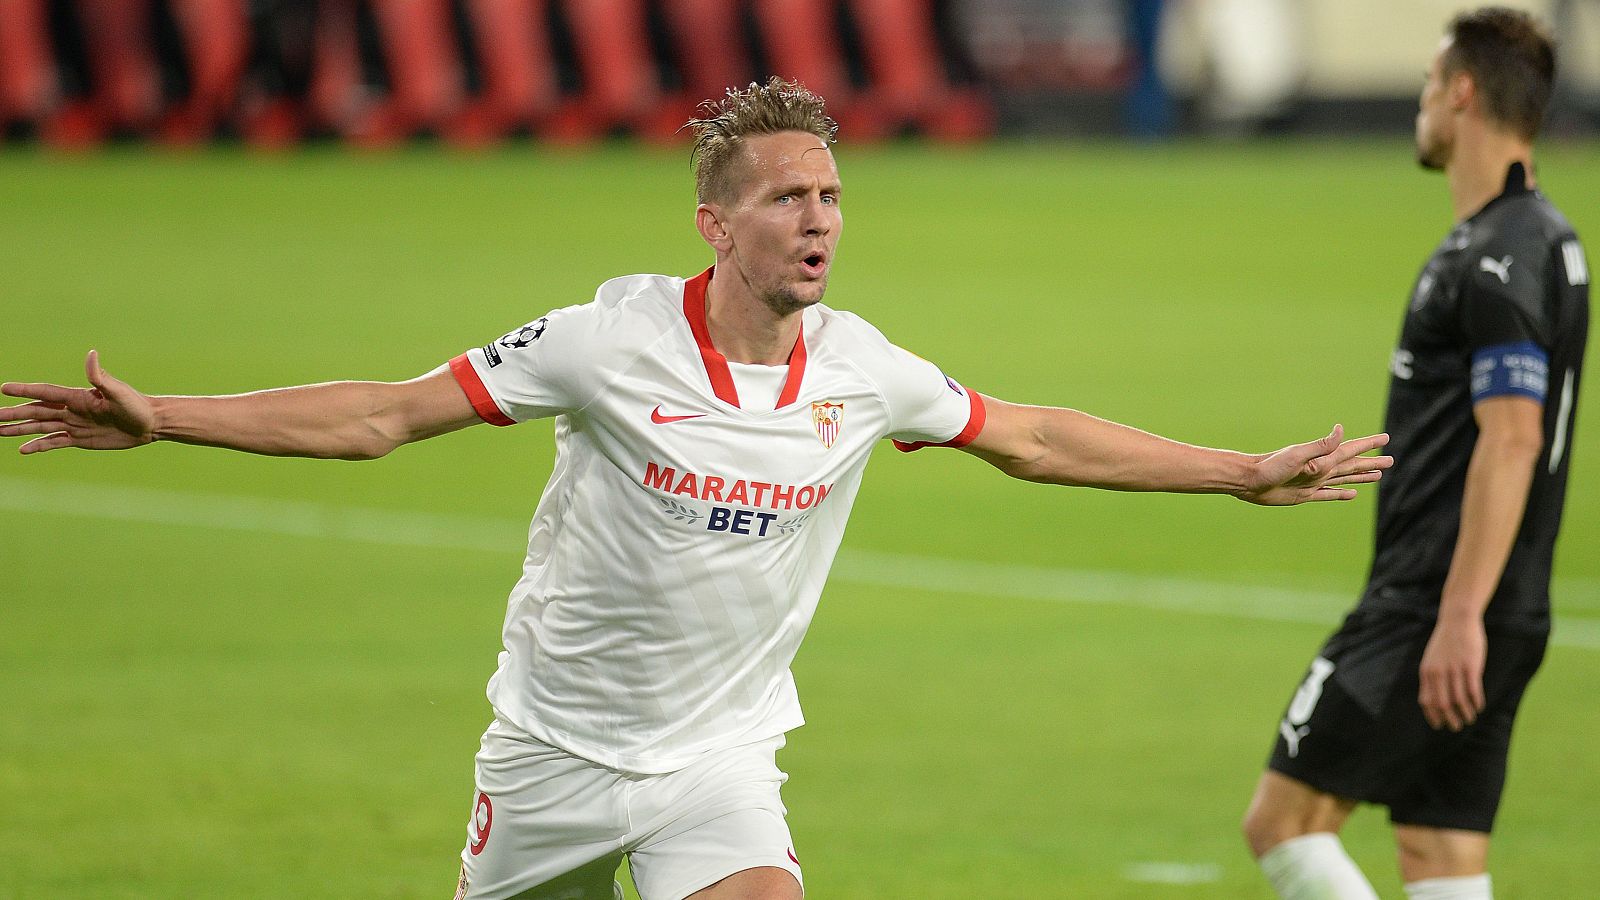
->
xmin=832 ymin=311 xmax=984 ymax=451
xmin=448 ymin=301 xmax=607 ymax=425
xmin=879 ymin=342 xmax=986 ymax=451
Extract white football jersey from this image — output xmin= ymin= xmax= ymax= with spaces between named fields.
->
xmin=450 ymin=268 xmax=984 ymax=774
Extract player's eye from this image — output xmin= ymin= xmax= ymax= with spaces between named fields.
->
xmin=821 ymin=194 xmax=838 ymax=206
xmin=777 ymin=194 xmax=794 ymax=205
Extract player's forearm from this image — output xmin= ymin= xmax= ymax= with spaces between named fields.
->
xmin=988 ymin=405 xmax=1260 ymax=493
xmin=1437 ymin=430 xmax=1543 ymax=623
xmin=150 ymin=381 xmax=413 ymax=460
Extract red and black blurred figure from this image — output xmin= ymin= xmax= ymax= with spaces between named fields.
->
xmin=448 ymin=0 xmax=674 ymax=147
xmin=0 ymin=0 xmax=162 ymax=147
xmin=2 ymin=0 xmax=993 ymax=148
xmin=160 ymin=0 xmax=250 ymax=145
xmin=648 ymin=0 xmax=753 ymax=142
xmin=448 ymin=0 xmax=991 ymax=147
xmin=234 ymin=0 xmax=314 ymax=148
xmin=442 ymin=0 xmax=563 ymax=147
xmin=751 ymin=0 xmax=992 ymax=141
xmin=0 ymin=0 xmax=249 ymax=148
xmin=447 ymin=0 xmax=742 ymax=148
xmin=308 ymin=0 xmax=463 ymax=148
xmin=445 ymin=0 xmax=747 ymax=148
xmin=746 ymin=0 xmax=875 ymax=139
xmin=860 ymin=0 xmax=992 ymax=140
xmin=55 ymin=0 xmax=163 ymax=146
xmin=0 ymin=0 xmax=57 ymax=140
xmin=315 ymin=0 xmax=674 ymax=150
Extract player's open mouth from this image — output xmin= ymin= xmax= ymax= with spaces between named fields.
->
xmin=800 ymin=253 xmax=827 ymax=277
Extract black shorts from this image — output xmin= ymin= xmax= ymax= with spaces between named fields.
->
xmin=1266 ymin=609 xmax=1547 ymax=833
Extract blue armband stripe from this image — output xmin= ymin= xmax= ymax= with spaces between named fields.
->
xmin=1470 ymin=340 xmax=1548 ymax=403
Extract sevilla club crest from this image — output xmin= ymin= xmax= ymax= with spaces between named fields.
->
xmin=812 ymin=401 xmax=844 ymax=449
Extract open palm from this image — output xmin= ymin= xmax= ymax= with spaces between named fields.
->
xmin=1237 ymin=425 xmax=1393 ymax=506
xmin=0 ymin=351 xmax=155 ymax=454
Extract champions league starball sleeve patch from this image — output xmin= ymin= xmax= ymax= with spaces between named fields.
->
xmin=1471 ymin=340 xmax=1549 ymax=404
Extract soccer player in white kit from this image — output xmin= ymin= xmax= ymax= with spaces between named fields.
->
xmin=2 ymin=79 xmax=1391 ymax=900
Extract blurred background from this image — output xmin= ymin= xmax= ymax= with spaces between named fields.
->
xmin=2 ymin=0 xmax=1598 ymax=149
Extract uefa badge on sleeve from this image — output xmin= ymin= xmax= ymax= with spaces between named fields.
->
xmin=811 ymin=401 xmax=844 ymax=449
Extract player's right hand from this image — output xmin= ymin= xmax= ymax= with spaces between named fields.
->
xmin=1417 ymin=616 xmax=1488 ymax=731
xmin=0 ymin=351 xmax=156 ymax=454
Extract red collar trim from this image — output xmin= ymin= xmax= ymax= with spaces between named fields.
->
xmin=775 ymin=326 xmax=807 ymax=408
xmin=683 ymin=266 xmax=807 ymax=410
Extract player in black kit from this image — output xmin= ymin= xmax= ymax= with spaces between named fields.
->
xmin=1241 ymin=9 xmax=1589 ymax=900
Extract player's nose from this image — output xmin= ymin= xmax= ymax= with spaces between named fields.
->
xmin=800 ymin=198 xmax=833 ymax=236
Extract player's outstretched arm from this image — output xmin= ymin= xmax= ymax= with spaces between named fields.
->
xmin=1 ymin=351 xmax=482 ymax=459
xmin=961 ymin=397 xmax=1391 ymax=506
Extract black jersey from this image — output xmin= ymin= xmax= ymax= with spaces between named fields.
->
xmin=1359 ymin=163 xmax=1589 ymax=631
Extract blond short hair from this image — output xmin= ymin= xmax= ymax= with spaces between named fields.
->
xmin=687 ymin=77 xmax=838 ymax=204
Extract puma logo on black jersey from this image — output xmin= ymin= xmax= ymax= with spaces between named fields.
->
xmin=1478 ymin=255 xmax=1513 ymax=284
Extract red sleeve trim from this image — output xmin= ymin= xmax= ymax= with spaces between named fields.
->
xmin=449 ymin=354 xmax=516 ymax=427
xmin=893 ymin=389 xmax=987 ymax=452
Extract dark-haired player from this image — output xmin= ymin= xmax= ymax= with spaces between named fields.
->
xmin=1242 ymin=9 xmax=1589 ymax=900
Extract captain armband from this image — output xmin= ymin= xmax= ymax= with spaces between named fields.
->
xmin=1470 ymin=340 xmax=1549 ymax=404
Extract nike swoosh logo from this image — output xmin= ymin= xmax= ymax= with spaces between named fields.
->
xmin=650 ymin=405 xmax=706 ymax=424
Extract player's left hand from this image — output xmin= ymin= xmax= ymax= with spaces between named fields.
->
xmin=1235 ymin=425 xmax=1393 ymax=506
xmin=1418 ymin=616 xmax=1488 ymax=731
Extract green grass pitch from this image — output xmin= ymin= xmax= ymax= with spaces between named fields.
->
xmin=2 ymin=139 xmax=1596 ymax=898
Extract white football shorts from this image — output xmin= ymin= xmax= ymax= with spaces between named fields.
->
xmin=456 ymin=718 xmax=803 ymax=900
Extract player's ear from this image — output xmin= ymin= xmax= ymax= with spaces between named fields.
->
xmin=696 ymin=203 xmax=733 ymax=252
xmin=1447 ymin=69 xmax=1476 ymax=113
